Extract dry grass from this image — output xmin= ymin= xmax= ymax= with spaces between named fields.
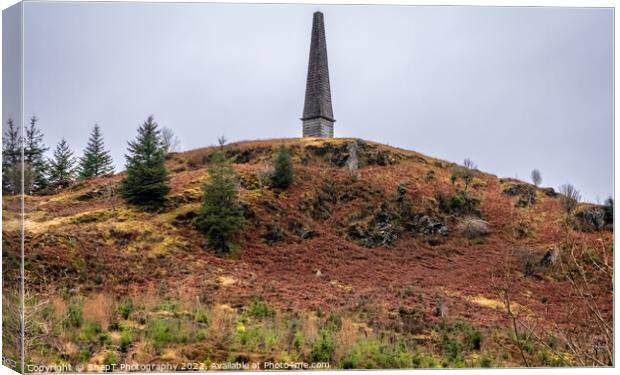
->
xmin=82 ymin=293 xmax=115 ymax=330
xmin=334 ymin=318 xmax=363 ymax=362
xmin=208 ymin=304 xmax=237 ymax=348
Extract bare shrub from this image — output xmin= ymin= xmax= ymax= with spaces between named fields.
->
xmin=217 ymin=136 xmax=227 ymax=150
xmin=256 ymin=163 xmax=274 ymax=191
xmin=463 ymin=158 xmax=477 ymax=170
xmin=458 ymin=216 xmax=490 ymax=239
xmin=496 ymin=228 xmax=612 ymax=366
xmin=161 ymin=127 xmax=181 ymax=153
xmin=82 ymin=293 xmax=115 ymax=330
xmin=208 ymin=304 xmax=237 ymax=348
xmin=559 ymin=184 xmax=581 ymax=216
xmin=451 ymin=158 xmax=478 ymax=191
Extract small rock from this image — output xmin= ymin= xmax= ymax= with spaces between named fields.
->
xmin=539 ymin=248 xmax=560 ymax=268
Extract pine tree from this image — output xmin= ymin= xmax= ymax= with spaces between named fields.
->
xmin=2 ymin=117 xmax=22 ymax=195
xmin=197 ymin=151 xmax=244 ymax=253
xmin=271 ymin=146 xmax=294 ymax=189
xmin=78 ymin=124 xmax=114 ymax=179
xmin=120 ymin=115 xmax=170 ymax=207
xmin=47 ymin=139 xmax=76 ymax=188
xmin=23 ymin=115 xmax=49 ymax=194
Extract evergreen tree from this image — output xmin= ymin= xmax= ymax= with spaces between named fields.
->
xmin=78 ymin=124 xmax=114 ymax=179
xmin=47 ymin=139 xmax=76 ymax=188
xmin=197 ymin=151 xmax=244 ymax=253
xmin=271 ymin=146 xmax=294 ymax=189
xmin=2 ymin=117 xmax=21 ymax=194
xmin=120 ymin=115 xmax=170 ymax=207
xmin=23 ymin=115 xmax=48 ymax=194
xmin=603 ymin=197 xmax=613 ymax=225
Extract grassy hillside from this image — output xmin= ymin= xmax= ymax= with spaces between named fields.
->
xmin=2 ymin=137 xmax=613 ymax=369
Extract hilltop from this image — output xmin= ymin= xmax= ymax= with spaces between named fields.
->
xmin=2 ymin=137 xmax=613 ymax=368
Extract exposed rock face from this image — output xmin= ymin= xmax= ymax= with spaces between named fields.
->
xmin=522 ymin=247 xmax=560 ymax=278
xmin=289 ymin=220 xmax=318 ymax=240
xmin=305 ymin=140 xmax=401 ymax=168
xmin=346 ymin=211 xmax=398 ymax=248
xmin=262 ymin=223 xmax=286 ymax=245
xmin=346 ymin=142 xmax=359 ymax=171
xmin=407 ymin=214 xmax=449 ymax=238
xmin=575 ymin=206 xmax=606 ymax=232
xmin=539 ymin=248 xmax=560 ymax=268
xmin=502 ymin=183 xmax=536 ymax=208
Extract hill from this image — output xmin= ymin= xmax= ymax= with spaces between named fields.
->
xmin=2 ymin=137 xmax=613 ymax=369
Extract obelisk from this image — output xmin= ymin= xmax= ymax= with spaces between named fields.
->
xmin=301 ymin=11 xmax=335 ymax=138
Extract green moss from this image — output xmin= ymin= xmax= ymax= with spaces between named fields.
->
xmin=69 ymin=211 xmax=108 ymax=224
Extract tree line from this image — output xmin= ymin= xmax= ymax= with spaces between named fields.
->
xmin=2 ymin=116 xmax=180 ymax=195
xmin=3 ymin=114 xmax=293 ymax=255
xmin=2 ymin=116 xmax=115 ymax=194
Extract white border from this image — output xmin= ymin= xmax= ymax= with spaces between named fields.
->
xmin=0 ymin=1 xmax=616 ymax=375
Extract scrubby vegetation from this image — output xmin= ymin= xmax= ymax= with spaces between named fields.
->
xmin=271 ymin=146 xmax=294 ymax=190
xmin=3 ymin=137 xmax=612 ymax=370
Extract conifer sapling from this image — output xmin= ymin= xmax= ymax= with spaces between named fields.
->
xmin=197 ymin=151 xmax=244 ymax=253
xmin=120 ymin=115 xmax=170 ymax=207
xmin=47 ymin=139 xmax=76 ymax=188
xmin=78 ymin=124 xmax=114 ymax=179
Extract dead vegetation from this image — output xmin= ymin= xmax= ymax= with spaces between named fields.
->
xmin=3 ymin=137 xmax=613 ymax=368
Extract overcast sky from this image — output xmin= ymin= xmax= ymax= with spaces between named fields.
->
xmin=3 ymin=2 xmax=614 ymax=202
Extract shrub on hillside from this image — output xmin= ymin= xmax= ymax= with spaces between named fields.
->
xmin=457 ymin=217 xmax=489 ymax=239
xmin=559 ymin=184 xmax=580 ymax=216
xmin=309 ymin=330 xmax=336 ymax=363
xmin=271 ymin=146 xmax=294 ymax=189
xmin=438 ymin=192 xmax=480 ymax=216
xmin=513 ymin=219 xmax=534 ymax=239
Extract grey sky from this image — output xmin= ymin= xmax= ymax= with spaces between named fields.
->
xmin=3 ymin=2 xmax=614 ymax=202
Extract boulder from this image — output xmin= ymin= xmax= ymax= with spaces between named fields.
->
xmin=574 ymin=206 xmax=606 ymax=232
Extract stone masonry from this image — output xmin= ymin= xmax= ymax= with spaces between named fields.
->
xmin=301 ymin=11 xmax=335 ymax=137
